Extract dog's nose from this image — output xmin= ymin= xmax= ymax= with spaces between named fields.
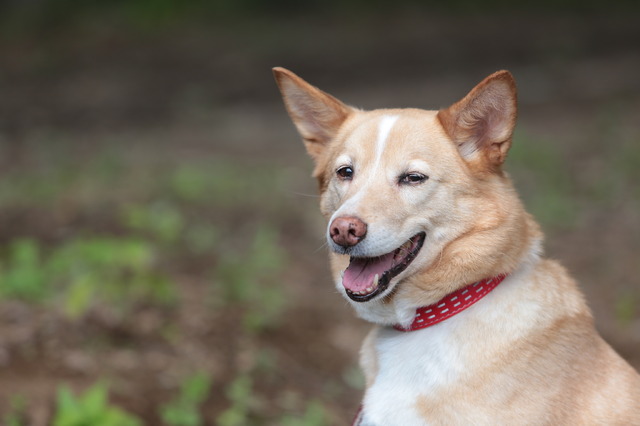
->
xmin=329 ymin=216 xmax=367 ymax=248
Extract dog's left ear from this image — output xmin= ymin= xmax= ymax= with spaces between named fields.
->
xmin=437 ymin=70 xmax=517 ymax=171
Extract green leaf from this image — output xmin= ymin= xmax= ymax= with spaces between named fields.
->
xmin=53 ymin=382 xmax=142 ymax=426
xmin=182 ymin=372 xmax=211 ymax=403
xmin=82 ymin=382 xmax=108 ymax=416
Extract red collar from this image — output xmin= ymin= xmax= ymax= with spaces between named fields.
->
xmin=393 ymin=274 xmax=507 ymax=332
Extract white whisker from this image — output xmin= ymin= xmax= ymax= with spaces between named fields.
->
xmin=313 ymin=239 xmax=329 ymax=254
xmin=287 ymin=191 xmax=321 ymax=198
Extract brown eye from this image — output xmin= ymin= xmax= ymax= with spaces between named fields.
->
xmin=336 ymin=166 xmax=354 ymax=180
xmin=399 ymin=173 xmax=428 ymax=185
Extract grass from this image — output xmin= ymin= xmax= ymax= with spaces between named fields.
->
xmin=53 ymin=383 xmax=142 ymax=426
xmin=507 ymin=131 xmax=578 ymax=229
xmin=216 ymin=374 xmax=254 ymax=426
xmin=0 ymin=237 xmax=174 ymax=318
xmin=167 ymin=162 xmax=291 ymax=210
xmin=0 ymin=138 xmax=296 ymax=324
xmin=615 ymin=291 xmax=638 ymax=327
xmin=217 ymin=372 xmax=330 ymax=426
xmin=279 ymin=400 xmax=329 ymax=426
xmin=0 ymin=145 xmax=302 ymax=421
xmin=123 ymin=202 xmax=186 ymax=244
xmin=161 ymin=372 xmax=212 ymax=426
xmin=3 ymin=395 xmax=27 ymax=426
xmin=214 ymin=225 xmax=288 ymax=333
xmin=508 ymin=112 xmax=640 ymax=232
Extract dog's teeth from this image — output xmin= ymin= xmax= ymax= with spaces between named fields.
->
xmin=373 ymin=274 xmax=379 ymax=287
xmin=366 ymin=286 xmax=372 ymax=293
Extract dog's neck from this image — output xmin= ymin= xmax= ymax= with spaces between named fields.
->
xmin=393 ymin=274 xmax=507 ymax=332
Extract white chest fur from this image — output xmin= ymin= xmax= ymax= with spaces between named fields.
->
xmin=360 ymin=316 xmax=464 ymax=425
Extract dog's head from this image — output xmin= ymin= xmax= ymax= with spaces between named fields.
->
xmin=274 ymin=68 xmax=541 ymax=325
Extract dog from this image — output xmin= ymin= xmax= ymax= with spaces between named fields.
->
xmin=273 ymin=67 xmax=640 ymax=425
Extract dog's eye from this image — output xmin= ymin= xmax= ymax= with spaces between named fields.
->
xmin=399 ymin=173 xmax=428 ymax=185
xmin=336 ymin=166 xmax=354 ymax=180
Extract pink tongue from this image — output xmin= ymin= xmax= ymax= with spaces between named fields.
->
xmin=343 ymin=252 xmax=395 ymax=292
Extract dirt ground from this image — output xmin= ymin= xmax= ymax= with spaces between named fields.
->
xmin=0 ymin=11 xmax=639 ymax=425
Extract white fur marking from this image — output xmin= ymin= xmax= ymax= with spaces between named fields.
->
xmin=362 ymin=115 xmax=399 ymax=189
xmin=374 ymin=115 xmax=399 ymax=169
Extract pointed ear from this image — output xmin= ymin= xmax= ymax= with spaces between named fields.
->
xmin=437 ymin=70 xmax=517 ymax=171
xmin=273 ymin=67 xmax=353 ymax=161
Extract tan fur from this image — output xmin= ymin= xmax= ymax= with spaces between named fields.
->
xmin=273 ymin=67 xmax=640 ymax=424
xmin=415 ymin=261 xmax=640 ymax=424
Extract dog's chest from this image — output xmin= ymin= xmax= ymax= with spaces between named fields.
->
xmin=360 ymin=323 xmax=466 ymax=426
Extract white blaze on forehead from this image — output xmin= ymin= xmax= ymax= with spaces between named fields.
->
xmin=358 ymin=114 xmax=398 ymax=187
xmin=372 ymin=115 xmax=399 ymax=177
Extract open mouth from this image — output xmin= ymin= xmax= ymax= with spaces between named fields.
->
xmin=342 ymin=232 xmax=426 ymax=302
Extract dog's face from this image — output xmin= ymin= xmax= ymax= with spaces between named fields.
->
xmin=317 ymin=110 xmax=473 ymax=301
xmin=274 ymin=68 xmax=532 ymax=325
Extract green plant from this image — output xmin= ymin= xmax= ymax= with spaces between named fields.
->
xmin=123 ymin=202 xmax=185 ymax=244
xmin=49 ymin=237 xmax=175 ymax=317
xmin=167 ymin=163 xmax=286 ymax=209
xmin=279 ymin=400 xmax=329 ymax=426
xmin=160 ymin=372 xmax=212 ymax=426
xmin=609 ymin=138 xmax=640 ymax=200
xmin=215 ymin=226 xmax=287 ymax=332
xmin=615 ymin=291 xmax=637 ymax=327
xmin=0 ymin=239 xmax=48 ymax=301
xmin=183 ymin=223 xmax=219 ymax=254
xmin=53 ymin=383 xmax=141 ymax=426
xmin=216 ymin=374 xmax=253 ymax=426
xmin=508 ymin=132 xmax=577 ymax=228
xmin=342 ymin=364 xmax=365 ymax=390
xmin=3 ymin=394 xmax=27 ymax=426
xmin=0 ymin=237 xmax=175 ymax=318
xmin=168 ymin=166 xmax=212 ymax=203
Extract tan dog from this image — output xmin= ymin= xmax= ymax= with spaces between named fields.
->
xmin=273 ymin=67 xmax=640 ymax=425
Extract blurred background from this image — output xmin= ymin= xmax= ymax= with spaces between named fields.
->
xmin=0 ymin=0 xmax=639 ymax=424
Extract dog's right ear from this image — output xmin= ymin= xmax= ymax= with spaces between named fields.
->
xmin=273 ymin=67 xmax=353 ymax=161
